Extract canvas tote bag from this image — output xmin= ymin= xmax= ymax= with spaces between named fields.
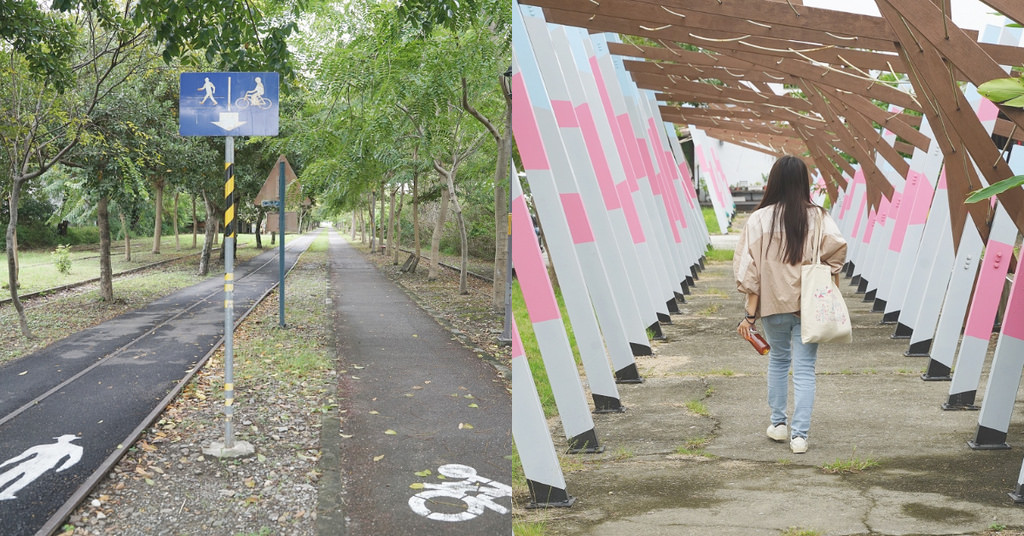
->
xmin=800 ymin=210 xmax=852 ymax=344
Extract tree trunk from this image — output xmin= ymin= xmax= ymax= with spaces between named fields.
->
xmin=6 ymin=176 xmax=31 ymax=338
xmin=368 ymin=191 xmax=376 ymax=251
xmin=411 ymin=157 xmax=421 ymax=272
xmin=351 ymin=208 xmax=357 ymax=240
xmin=360 ymin=205 xmax=367 ymax=244
xmin=173 ymin=191 xmax=180 ymax=250
xmin=119 ymin=209 xmax=132 ymax=262
xmin=255 ymin=210 xmax=264 ymax=249
xmin=379 ymin=183 xmax=386 ymax=253
xmin=393 ymin=186 xmax=404 ymax=265
xmin=192 ymin=195 xmax=198 ymax=249
xmin=152 ymin=177 xmax=164 ymax=254
xmin=428 ymin=186 xmax=449 ymax=281
xmin=98 ymin=196 xmax=114 ymax=302
xmin=493 ymin=132 xmax=512 ymax=309
xmin=439 ymin=165 xmax=469 ymax=294
xmin=387 ymin=186 xmax=397 ymax=262
xmin=198 ymin=192 xmax=218 ymax=276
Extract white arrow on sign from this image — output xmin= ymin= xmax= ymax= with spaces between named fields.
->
xmin=0 ymin=435 xmax=83 ymax=500
xmin=212 ymin=112 xmax=247 ymax=132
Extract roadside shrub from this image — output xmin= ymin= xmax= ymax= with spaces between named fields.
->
xmin=65 ymin=226 xmax=100 ymax=245
xmin=52 ymin=244 xmax=72 ymax=274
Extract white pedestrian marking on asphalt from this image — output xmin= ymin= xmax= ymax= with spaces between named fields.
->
xmin=0 ymin=435 xmax=83 ymax=500
xmin=408 ymin=463 xmax=512 ymax=522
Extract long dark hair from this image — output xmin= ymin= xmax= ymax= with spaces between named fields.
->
xmin=755 ymin=155 xmax=817 ymax=265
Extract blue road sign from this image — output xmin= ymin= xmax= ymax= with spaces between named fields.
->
xmin=179 ymin=72 xmax=279 ymax=137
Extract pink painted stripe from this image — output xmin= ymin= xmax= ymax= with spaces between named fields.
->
xmin=512 ymin=193 xmax=560 ymax=323
xmin=551 ymin=99 xmax=578 ymax=128
xmin=909 ymin=173 xmax=934 ymax=226
xmin=937 ymin=168 xmax=947 ymax=190
xmin=560 ymin=193 xmax=596 ymax=244
xmin=978 ymin=98 xmax=999 ymax=123
xmin=618 ymin=114 xmax=644 ymax=185
xmin=679 ymin=164 xmax=696 ymax=208
xmin=999 ymin=267 xmax=1024 ymax=341
xmin=964 ymin=240 xmax=1014 ymax=339
xmin=876 ymin=196 xmax=892 ymax=226
xmin=575 ymin=103 xmax=621 ymax=211
xmin=511 ymin=74 xmax=550 ymax=171
xmin=511 ymin=318 xmax=525 ymax=361
xmin=889 ymin=190 xmax=911 ymax=252
xmin=850 ymin=189 xmax=867 ymax=239
xmin=617 ymin=180 xmax=646 ymax=243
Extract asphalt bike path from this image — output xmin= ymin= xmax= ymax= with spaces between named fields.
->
xmin=320 ymin=232 xmax=513 ymax=535
xmin=0 ymin=233 xmax=316 ymax=536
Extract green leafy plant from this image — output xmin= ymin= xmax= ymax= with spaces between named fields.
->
xmin=52 ymin=244 xmax=72 ymax=275
xmin=966 ymin=77 xmax=1024 ymax=203
xmin=821 ymin=447 xmax=879 ymax=474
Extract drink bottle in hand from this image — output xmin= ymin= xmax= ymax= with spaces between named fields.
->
xmin=746 ymin=327 xmax=770 ymax=355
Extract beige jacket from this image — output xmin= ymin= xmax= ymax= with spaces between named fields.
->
xmin=734 ymin=205 xmax=848 ymax=317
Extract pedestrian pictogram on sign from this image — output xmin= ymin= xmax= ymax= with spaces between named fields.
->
xmin=179 ymin=72 xmax=279 ymax=137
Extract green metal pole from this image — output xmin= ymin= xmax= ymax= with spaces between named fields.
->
xmin=279 ymin=160 xmax=286 ymax=327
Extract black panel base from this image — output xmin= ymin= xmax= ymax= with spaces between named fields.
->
xmin=629 ymin=342 xmax=652 ymax=356
xmin=686 ymin=275 xmax=696 ymax=288
xmin=921 ymin=360 xmax=951 ymax=381
xmin=881 ymin=310 xmax=900 ymax=324
xmin=656 ymin=313 xmax=672 ymax=325
xmin=698 ymin=257 xmax=705 ymax=270
xmin=871 ymin=298 xmax=887 ymax=312
xmin=567 ymin=429 xmax=604 ymax=453
xmin=968 ymin=425 xmax=1010 ymax=450
xmin=1010 ymin=488 xmax=1024 ymax=503
xmin=851 ymin=274 xmax=862 ymax=286
xmin=905 ymin=338 xmax=932 ymax=357
xmin=856 ymin=278 xmax=868 ymax=294
xmin=942 ymin=391 xmax=979 ymax=411
xmin=681 ymin=280 xmax=692 ymax=296
xmin=666 ymin=299 xmax=680 ymax=314
xmin=863 ymin=289 xmax=877 ymax=302
xmin=649 ymin=321 xmax=666 ymax=340
xmin=615 ymin=363 xmax=644 ymax=384
xmin=690 ymin=266 xmax=699 ymax=281
xmin=892 ymin=322 xmax=913 ymax=339
xmin=525 ymin=480 xmax=577 ymax=509
xmin=674 ymin=291 xmax=686 ymax=304
xmin=592 ymin=394 xmax=625 ymax=414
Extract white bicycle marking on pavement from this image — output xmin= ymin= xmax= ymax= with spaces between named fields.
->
xmin=408 ymin=463 xmax=512 ymax=522
xmin=0 ymin=435 xmax=82 ymax=501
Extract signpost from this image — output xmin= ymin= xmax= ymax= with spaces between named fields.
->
xmin=181 ymin=72 xmax=279 ymax=458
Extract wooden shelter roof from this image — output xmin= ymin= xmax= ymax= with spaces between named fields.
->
xmin=522 ymin=0 xmax=1024 ymax=244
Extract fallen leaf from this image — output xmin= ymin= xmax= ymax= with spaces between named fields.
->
xmin=18 ymin=371 xmax=27 ymax=376
xmin=373 ymin=455 xmax=385 ymax=462
xmin=384 ymin=429 xmax=397 ymax=435
xmin=351 ymin=376 xmax=360 ymax=380
xmin=409 ymin=482 xmax=425 ymax=490
xmin=412 ymin=386 xmax=423 ymax=390
xmin=412 ymin=334 xmax=418 ymax=338
xmin=403 ymin=393 xmax=414 ymax=397
xmin=145 ymin=478 xmax=155 ymax=486
xmin=458 ymin=423 xmax=474 ymax=430
xmin=463 ymin=394 xmax=475 ymax=399
xmin=353 ymin=365 xmax=365 ymax=369
xmin=414 ymin=469 xmax=432 ymax=477
xmin=368 ymin=410 xmax=379 ymax=415
xmin=339 ymin=433 xmax=353 ymax=439
xmin=468 ymin=403 xmax=479 ymax=408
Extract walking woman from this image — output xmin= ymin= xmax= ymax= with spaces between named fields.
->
xmin=734 ymin=155 xmax=847 ymax=454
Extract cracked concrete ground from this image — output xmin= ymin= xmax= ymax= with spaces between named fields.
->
xmin=516 ymin=255 xmax=1024 ymax=535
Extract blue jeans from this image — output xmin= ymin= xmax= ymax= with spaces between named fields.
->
xmin=762 ymin=313 xmax=818 ymax=439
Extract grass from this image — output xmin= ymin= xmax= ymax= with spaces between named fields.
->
xmin=513 ymin=520 xmax=548 ymax=536
xmin=611 ymin=446 xmax=634 ymax=461
xmin=709 ymin=369 xmax=735 ymax=377
xmin=703 ymin=206 xmax=722 ymax=234
xmin=1 ymin=233 xmax=260 ymax=294
xmin=685 ymin=399 xmax=710 ymax=417
xmin=705 ymin=245 xmax=734 ymax=262
xmin=781 ymin=528 xmax=822 ymax=536
xmin=675 ymin=436 xmax=716 ymax=458
xmin=697 ymin=303 xmax=722 ymax=316
xmin=821 ymin=448 xmax=880 ymax=474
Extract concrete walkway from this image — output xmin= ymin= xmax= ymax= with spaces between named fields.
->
xmin=519 ymin=258 xmax=1024 ymax=535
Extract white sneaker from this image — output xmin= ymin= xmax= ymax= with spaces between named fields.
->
xmin=766 ymin=423 xmax=787 ymax=442
xmin=790 ymin=436 xmax=808 ymax=454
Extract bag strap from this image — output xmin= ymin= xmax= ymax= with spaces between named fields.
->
xmin=811 ymin=208 xmax=824 ymax=265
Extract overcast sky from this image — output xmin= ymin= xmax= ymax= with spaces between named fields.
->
xmin=802 ymin=0 xmax=1005 ymax=31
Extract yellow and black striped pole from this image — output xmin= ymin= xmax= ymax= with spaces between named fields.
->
xmin=223 ymin=136 xmax=237 ymax=449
